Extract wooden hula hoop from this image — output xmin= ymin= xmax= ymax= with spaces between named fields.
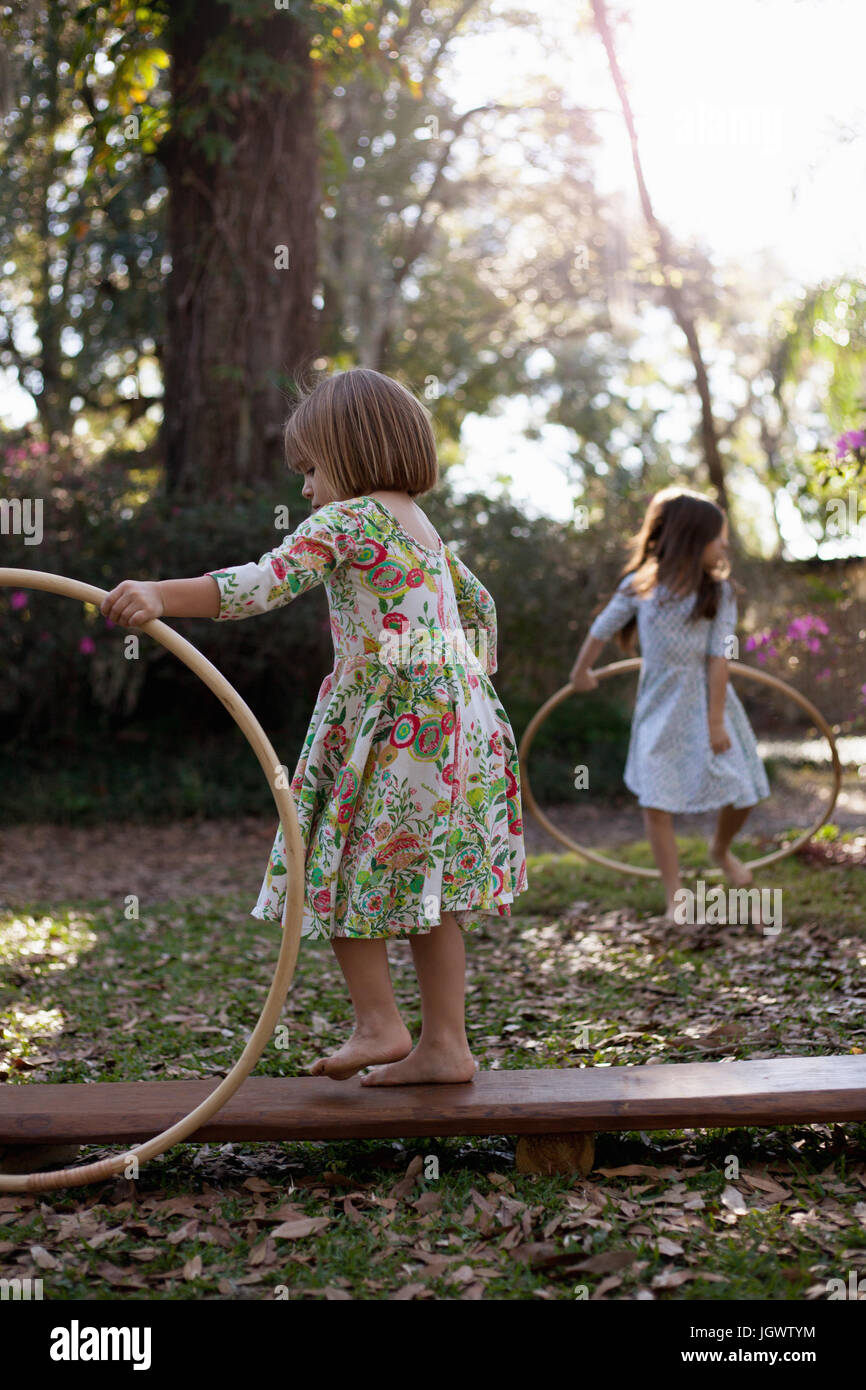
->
xmin=518 ymin=658 xmax=843 ymax=880
xmin=0 ymin=568 xmax=305 ymax=1193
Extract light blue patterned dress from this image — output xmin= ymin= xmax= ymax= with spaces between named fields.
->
xmin=588 ymin=576 xmax=770 ymax=813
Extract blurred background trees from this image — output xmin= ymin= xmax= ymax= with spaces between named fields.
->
xmin=1 ymin=0 xmax=864 ymax=823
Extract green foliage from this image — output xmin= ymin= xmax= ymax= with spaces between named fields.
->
xmin=0 ymin=0 xmax=169 ymax=445
xmin=4 ymin=438 xmax=863 ymax=826
xmin=0 ymin=449 xmax=633 ymax=819
xmin=0 ymin=440 xmax=330 ymax=750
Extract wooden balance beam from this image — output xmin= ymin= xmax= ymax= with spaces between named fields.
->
xmin=2 ymin=1055 xmax=864 ymax=1178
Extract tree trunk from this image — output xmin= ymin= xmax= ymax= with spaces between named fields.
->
xmin=159 ymin=6 xmax=318 ymax=500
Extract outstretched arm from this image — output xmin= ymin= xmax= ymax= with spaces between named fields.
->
xmin=570 ymin=577 xmax=638 ymax=690
xmin=100 ymin=576 xmax=220 ymax=626
xmin=100 ymin=501 xmax=360 ymax=629
xmin=569 ymin=633 xmax=604 ymax=690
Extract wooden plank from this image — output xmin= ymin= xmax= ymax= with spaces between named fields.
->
xmin=1 ymin=1056 xmax=864 ymax=1146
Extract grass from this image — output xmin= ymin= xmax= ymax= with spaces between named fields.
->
xmin=1 ymin=835 xmax=865 ymax=1301
xmin=519 ymin=831 xmax=866 ymax=936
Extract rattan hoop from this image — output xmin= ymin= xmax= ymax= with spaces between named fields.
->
xmin=0 ymin=568 xmax=304 ymax=1192
xmin=518 ymin=658 xmax=842 ymax=880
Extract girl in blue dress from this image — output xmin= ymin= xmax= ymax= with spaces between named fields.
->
xmin=569 ymin=487 xmax=769 ymax=920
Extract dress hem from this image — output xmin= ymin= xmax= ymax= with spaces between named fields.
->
xmin=249 ymin=885 xmax=529 ymax=937
xmin=630 ymin=786 xmax=770 ymax=813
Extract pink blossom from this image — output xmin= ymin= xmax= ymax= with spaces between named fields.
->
xmin=746 ymin=629 xmax=775 ymax=651
xmin=835 ymin=429 xmax=866 ymax=458
xmin=79 ymin=636 xmax=95 ymax=655
xmin=786 ymin=614 xmax=829 ymax=643
xmin=10 ymin=590 xmax=28 ymax=610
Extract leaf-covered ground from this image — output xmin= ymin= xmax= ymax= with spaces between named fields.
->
xmin=1 ymin=832 xmax=864 ymax=1301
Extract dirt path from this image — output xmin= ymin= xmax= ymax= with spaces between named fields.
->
xmin=0 ymin=770 xmax=861 ymax=910
xmin=522 ymin=770 xmax=865 ymax=855
xmin=0 ymin=817 xmax=277 ymax=912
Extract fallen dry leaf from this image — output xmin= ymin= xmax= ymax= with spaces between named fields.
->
xmin=29 ymin=1244 xmax=60 ymax=1270
xmin=652 ymin=1268 xmax=694 ymax=1289
xmin=656 ymin=1237 xmax=685 ymax=1257
xmin=720 ymin=1186 xmax=749 ymax=1215
xmin=572 ymin=1250 xmax=637 ymax=1274
xmin=271 ymin=1217 xmax=330 ymax=1240
xmin=392 ymin=1156 xmax=424 ymax=1201
xmin=591 ymin=1274 xmax=623 ymax=1298
xmin=249 ymin=1238 xmax=277 ymax=1267
xmin=166 ymin=1220 xmax=198 ymax=1246
xmin=391 ymin=1282 xmax=426 ymax=1300
xmin=242 ymin=1178 xmax=276 ymax=1194
xmin=412 ymin=1191 xmax=442 ymax=1215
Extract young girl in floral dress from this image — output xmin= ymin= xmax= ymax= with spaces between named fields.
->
xmin=101 ymin=369 xmax=528 ymax=1085
xmin=569 ymin=487 xmax=769 ymax=923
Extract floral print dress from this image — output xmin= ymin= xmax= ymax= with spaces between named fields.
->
xmin=206 ymin=495 xmax=528 ymax=940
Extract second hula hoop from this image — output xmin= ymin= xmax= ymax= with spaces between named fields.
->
xmin=518 ymin=658 xmax=843 ymax=879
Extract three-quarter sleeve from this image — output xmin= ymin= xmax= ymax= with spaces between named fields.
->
xmin=206 ymin=501 xmax=360 ymax=621
xmin=444 ymin=546 xmax=498 ymax=675
xmin=706 ymin=579 xmax=737 ymax=657
xmin=588 ymin=576 xmax=639 ymax=642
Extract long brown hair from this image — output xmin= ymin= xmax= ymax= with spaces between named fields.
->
xmin=283 ymin=367 xmax=439 ymax=500
xmin=598 ymin=487 xmax=731 ymax=653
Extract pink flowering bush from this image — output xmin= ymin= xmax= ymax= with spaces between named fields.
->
xmin=812 ymin=425 xmax=866 ymax=491
xmin=743 ymin=611 xmax=855 ymax=697
xmin=0 ymin=433 xmax=327 ymax=744
xmin=833 ymin=429 xmax=866 ymax=463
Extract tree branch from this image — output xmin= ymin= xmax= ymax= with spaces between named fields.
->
xmin=590 ymin=0 xmax=730 ymax=517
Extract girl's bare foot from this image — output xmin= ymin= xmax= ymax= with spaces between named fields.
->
xmin=709 ymin=842 xmax=753 ymax=887
xmin=652 ymin=889 xmax=685 ymax=928
xmin=360 ymin=1043 xmax=478 ymax=1086
xmin=311 ymin=1021 xmax=413 ymax=1081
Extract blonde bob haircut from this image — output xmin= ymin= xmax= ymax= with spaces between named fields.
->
xmin=283 ymin=367 xmax=439 ymax=500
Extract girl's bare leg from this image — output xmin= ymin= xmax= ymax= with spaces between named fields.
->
xmin=361 ymin=910 xmax=476 ymax=1086
xmin=642 ymin=806 xmax=683 ymax=918
xmin=311 ymin=937 xmax=412 ymax=1080
xmin=710 ymin=804 xmax=755 ymax=887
